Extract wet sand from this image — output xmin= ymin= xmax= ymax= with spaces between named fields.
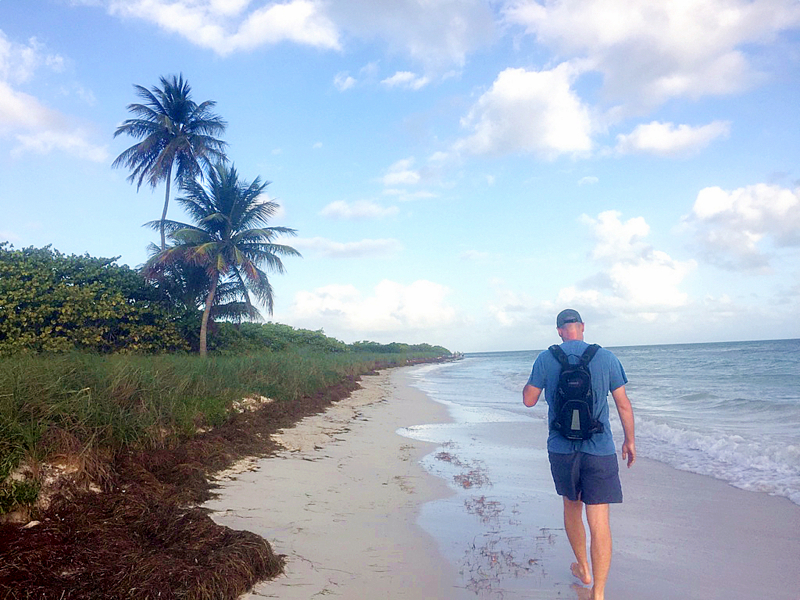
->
xmin=206 ymin=367 xmax=800 ymax=600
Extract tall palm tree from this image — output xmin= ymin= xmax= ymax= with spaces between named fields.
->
xmin=145 ymin=162 xmax=301 ymax=356
xmin=113 ymin=74 xmax=228 ymax=251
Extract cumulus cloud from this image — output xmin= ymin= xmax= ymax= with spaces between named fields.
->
xmin=290 ymin=279 xmax=459 ymax=337
xmin=453 ymin=64 xmax=593 ymax=159
xmin=487 ymin=210 xmax=696 ymax=330
xmin=615 ymin=120 xmax=731 ymax=156
xmin=488 ymin=289 xmax=539 ymax=327
xmin=319 ymin=200 xmax=399 ymax=219
xmin=583 ymin=210 xmax=651 ymax=262
xmin=0 ymin=33 xmax=64 ymax=84
xmin=333 ymin=72 xmax=356 ymax=91
xmin=96 ymin=0 xmax=495 ymax=66
xmin=381 ymin=71 xmax=430 ymax=90
xmin=579 ymin=210 xmax=696 ymax=311
xmin=682 ymin=184 xmax=800 ymax=270
xmin=292 ymin=236 xmax=403 ymax=258
xmin=326 ymin=0 xmax=495 ymax=68
xmin=105 ymin=0 xmax=341 ymax=55
xmin=382 ymin=158 xmax=421 ymax=186
xmin=503 ymin=0 xmax=800 ymax=111
xmin=13 ymin=129 xmax=108 ymax=162
xmin=0 ymin=34 xmax=106 ymax=161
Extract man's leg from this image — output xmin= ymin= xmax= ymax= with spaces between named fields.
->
xmin=585 ymin=503 xmax=612 ymax=600
xmin=563 ymin=497 xmax=592 ymax=585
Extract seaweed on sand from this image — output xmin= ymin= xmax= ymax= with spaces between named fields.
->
xmin=0 ymin=378 xmax=362 ymax=599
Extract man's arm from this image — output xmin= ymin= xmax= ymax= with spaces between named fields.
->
xmin=611 ymin=385 xmax=636 ymax=467
xmin=522 ymin=384 xmax=542 ymax=408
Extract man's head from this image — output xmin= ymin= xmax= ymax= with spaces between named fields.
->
xmin=556 ymin=308 xmax=584 ymax=341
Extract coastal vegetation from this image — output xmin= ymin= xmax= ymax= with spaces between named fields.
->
xmin=0 ymin=73 xmax=452 ymax=598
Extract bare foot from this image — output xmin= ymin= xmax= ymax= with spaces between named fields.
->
xmin=571 ymin=584 xmax=592 ymax=600
xmin=570 ymin=561 xmax=592 ymax=586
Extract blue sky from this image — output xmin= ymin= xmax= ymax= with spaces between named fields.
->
xmin=1 ymin=0 xmax=799 ymax=352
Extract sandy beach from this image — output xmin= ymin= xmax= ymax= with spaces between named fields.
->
xmin=206 ymin=366 xmax=800 ymax=600
xmin=205 ymin=369 xmax=471 ymax=599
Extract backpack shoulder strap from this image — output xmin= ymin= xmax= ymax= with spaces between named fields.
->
xmin=548 ymin=344 xmax=571 ymax=369
xmin=580 ymin=344 xmax=601 ymax=366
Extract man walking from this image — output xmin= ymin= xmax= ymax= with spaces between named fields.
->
xmin=522 ymin=309 xmax=635 ymax=600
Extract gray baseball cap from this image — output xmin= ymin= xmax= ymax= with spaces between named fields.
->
xmin=556 ymin=309 xmax=583 ymax=328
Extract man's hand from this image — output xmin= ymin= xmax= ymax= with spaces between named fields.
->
xmin=621 ymin=439 xmax=636 ymax=468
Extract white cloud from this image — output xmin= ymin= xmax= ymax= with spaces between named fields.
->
xmin=0 ymin=36 xmax=107 ymax=162
xmin=488 ymin=289 xmax=538 ymax=327
xmin=486 ymin=211 xmax=696 ymax=331
xmin=290 ymin=279 xmax=459 ymax=338
xmin=578 ymin=176 xmax=599 ymax=185
xmin=0 ymin=33 xmax=64 ymax=84
xmin=106 ymin=0 xmax=340 ymax=55
xmin=453 ymin=64 xmax=593 ymax=159
xmin=326 ymin=0 xmax=495 ymax=68
xmin=12 ymin=129 xmax=108 ymax=162
xmin=293 ymin=236 xmax=403 ymax=258
xmin=382 ymin=158 xmax=421 ymax=186
xmin=578 ymin=210 xmax=696 ymax=311
xmin=100 ymin=0 xmax=495 ymax=65
xmin=333 ymin=72 xmax=356 ymax=91
xmin=319 ymin=200 xmax=399 ymax=220
xmin=682 ymin=184 xmax=800 ymax=270
xmin=616 ymin=120 xmax=731 ymax=156
xmin=381 ymin=71 xmax=430 ymax=90
xmin=503 ymin=0 xmax=800 ymax=111
xmin=582 ymin=210 xmax=650 ymax=262
xmin=382 ymin=189 xmax=438 ymax=202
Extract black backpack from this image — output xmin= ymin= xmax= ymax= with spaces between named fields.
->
xmin=548 ymin=344 xmax=604 ymax=441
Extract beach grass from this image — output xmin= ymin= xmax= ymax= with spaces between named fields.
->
xmin=0 ymin=349 xmax=436 ymax=505
xmin=0 ymin=348 xmax=449 ymax=599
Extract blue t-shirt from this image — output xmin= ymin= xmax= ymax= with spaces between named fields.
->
xmin=527 ymin=340 xmax=628 ymax=456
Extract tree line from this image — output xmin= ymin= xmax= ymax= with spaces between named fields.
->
xmin=0 ymin=243 xmax=450 ymax=357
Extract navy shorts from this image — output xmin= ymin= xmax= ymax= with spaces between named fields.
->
xmin=548 ymin=451 xmax=623 ymax=505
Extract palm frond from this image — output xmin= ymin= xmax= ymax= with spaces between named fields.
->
xmin=211 ymin=301 xmax=263 ymax=323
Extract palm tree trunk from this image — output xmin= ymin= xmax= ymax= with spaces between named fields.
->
xmin=160 ymin=165 xmax=173 ymax=251
xmin=199 ymin=270 xmax=219 ymax=358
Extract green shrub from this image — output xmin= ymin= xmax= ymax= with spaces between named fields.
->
xmin=0 ymin=244 xmax=188 ymax=355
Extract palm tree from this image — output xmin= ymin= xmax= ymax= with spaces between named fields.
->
xmin=145 ymin=162 xmax=301 ymax=356
xmin=113 ymin=74 xmax=228 ymax=251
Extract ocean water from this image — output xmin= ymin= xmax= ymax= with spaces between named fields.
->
xmin=403 ymin=338 xmax=800 ymax=506
xmin=396 ymin=338 xmax=800 ymax=598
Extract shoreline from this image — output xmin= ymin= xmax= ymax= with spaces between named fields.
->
xmin=206 ymin=368 xmax=471 ymax=599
